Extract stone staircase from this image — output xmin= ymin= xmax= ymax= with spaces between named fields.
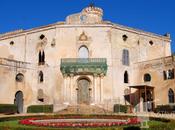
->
xmin=56 ymin=104 xmax=112 ymax=114
xmin=53 ymin=103 xmax=68 ymax=112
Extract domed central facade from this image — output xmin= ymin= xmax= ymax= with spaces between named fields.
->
xmin=0 ymin=6 xmax=173 ymax=113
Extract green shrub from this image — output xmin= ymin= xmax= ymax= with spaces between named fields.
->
xmin=113 ymin=104 xmax=129 ymax=113
xmin=154 ymin=104 xmax=175 ymax=113
xmin=27 ymin=104 xmax=53 ymax=113
xmin=0 ymin=104 xmax=17 ymax=114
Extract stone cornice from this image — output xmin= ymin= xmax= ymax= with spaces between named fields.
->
xmin=0 ymin=22 xmax=64 ymax=40
xmin=0 ymin=21 xmax=170 ymax=42
xmin=134 ymin=55 xmax=175 ymax=69
xmin=109 ymin=22 xmax=171 ymax=42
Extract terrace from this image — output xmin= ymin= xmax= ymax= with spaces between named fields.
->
xmin=60 ymin=58 xmax=107 ymax=76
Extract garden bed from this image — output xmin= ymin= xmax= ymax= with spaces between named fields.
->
xmin=0 ymin=114 xmax=174 ymax=130
xmin=19 ymin=116 xmax=141 ymax=128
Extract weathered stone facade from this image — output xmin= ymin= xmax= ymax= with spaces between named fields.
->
xmin=0 ymin=6 xmax=172 ymax=113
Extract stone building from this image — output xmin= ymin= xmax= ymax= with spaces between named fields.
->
xmin=0 ymin=5 xmax=173 ymax=113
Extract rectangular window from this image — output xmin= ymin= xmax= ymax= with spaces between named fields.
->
xmin=122 ymin=49 xmax=129 ymax=66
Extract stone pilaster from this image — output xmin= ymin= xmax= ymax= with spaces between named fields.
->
xmin=69 ymin=74 xmax=74 ymax=103
xmin=100 ymin=74 xmax=104 ymax=103
xmin=63 ymin=74 xmax=68 ymax=102
xmin=93 ymin=74 xmax=98 ymax=103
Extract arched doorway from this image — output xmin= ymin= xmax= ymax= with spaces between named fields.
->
xmin=14 ymin=91 xmax=23 ymax=113
xmin=77 ymin=78 xmax=90 ymax=104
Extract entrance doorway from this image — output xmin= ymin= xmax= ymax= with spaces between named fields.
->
xmin=77 ymin=78 xmax=90 ymax=104
xmin=14 ymin=91 xmax=23 ymax=113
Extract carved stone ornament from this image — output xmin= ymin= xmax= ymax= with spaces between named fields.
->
xmin=79 ymin=32 xmax=88 ymax=41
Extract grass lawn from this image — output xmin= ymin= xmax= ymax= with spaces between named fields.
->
xmin=0 ymin=119 xmax=174 ymax=130
xmin=0 ymin=114 xmax=175 ymax=130
xmin=0 ymin=120 xmax=126 ymax=130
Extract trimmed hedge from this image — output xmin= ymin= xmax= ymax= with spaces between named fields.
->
xmin=113 ymin=104 xmax=129 ymax=113
xmin=0 ymin=104 xmax=17 ymax=114
xmin=27 ymin=105 xmax=53 ymax=113
xmin=154 ymin=104 xmax=175 ymax=113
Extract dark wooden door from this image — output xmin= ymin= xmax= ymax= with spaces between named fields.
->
xmin=15 ymin=91 xmax=23 ymax=113
xmin=77 ymin=79 xmax=90 ymax=104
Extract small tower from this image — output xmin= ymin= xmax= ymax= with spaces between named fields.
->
xmin=66 ymin=5 xmax=103 ymax=24
xmin=81 ymin=5 xmax=103 ymax=24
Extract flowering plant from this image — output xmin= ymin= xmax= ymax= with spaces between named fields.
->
xmin=19 ymin=115 xmax=141 ymax=128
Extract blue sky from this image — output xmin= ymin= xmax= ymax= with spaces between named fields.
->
xmin=0 ymin=0 xmax=175 ymax=52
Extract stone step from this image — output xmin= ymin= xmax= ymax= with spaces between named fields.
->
xmin=53 ymin=104 xmax=68 ymax=112
xmin=56 ymin=104 xmax=112 ymax=114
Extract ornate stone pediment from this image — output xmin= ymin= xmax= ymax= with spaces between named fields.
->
xmin=79 ymin=32 xmax=88 ymax=41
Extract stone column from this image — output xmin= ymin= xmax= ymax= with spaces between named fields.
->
xmin=93 ymin=74 xmax=97 ymax=104
xmin=63 ymin=75 xmax=67 ymax=102
xmin=69 ymin=74 xmax=74 ymax=103
xmin=66 ymin=76 xmax=70 ymax=104
xmin=96 ymin=75 xmax=100 ymax=103
xmin=100 ymin=74 xmax=104 ymax=103
xmin=63 ymin=74 xmax=67 ymax=102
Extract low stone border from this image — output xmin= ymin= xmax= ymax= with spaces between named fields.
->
xmin=19 ymin=116 xmax=141 ymax=128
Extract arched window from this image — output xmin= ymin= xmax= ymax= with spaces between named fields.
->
xmin=39 ymin=51 xmax=42 ymax=63
xmin=122 ymin=49 xmax=129 ymax=65
xmin=38 ymin=50 xmax=45 ymax=65
xmin=15 ymin=73 xmax=24 ymax=82
xmin=124 ymin=71 xmax=129 ymax=83
xmin=39 ymin=71 xmax=44 ymax=82
xmin=37 ymin=89 xmax=44 ymax=102
xmin=144 ymin=73 xmax=151 ymax=82
xmin=163 ymin=69 xmax=174 ymax=80
xmin=42 ymin=51 xmax=45 ymax=63
xmin=78 ymin=46 xmax=89 ymax=58
xmin=168 ymin=88 xmax=174 ymax=103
